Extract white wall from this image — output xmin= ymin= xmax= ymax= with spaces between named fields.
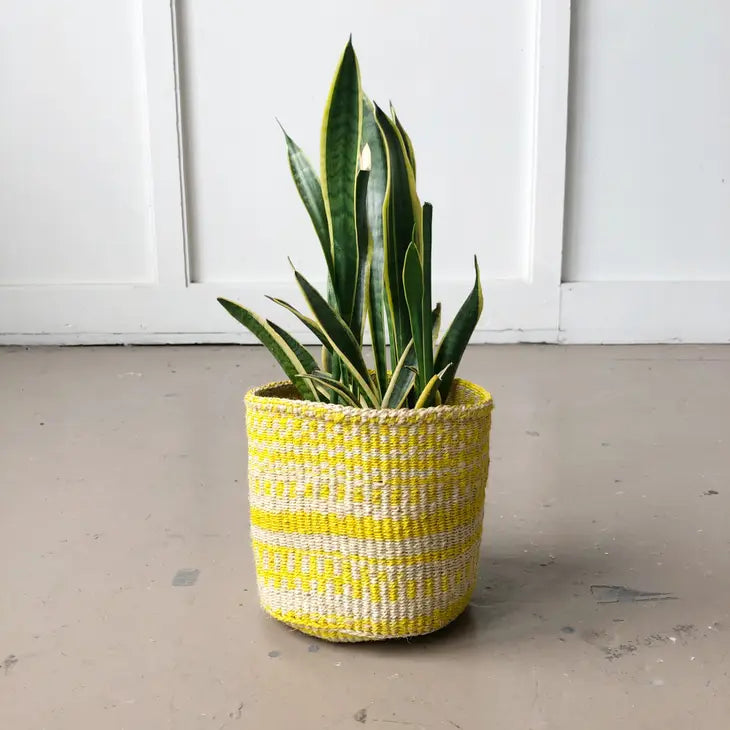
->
xmin=7 ymin=1 xmax=729 ymax=344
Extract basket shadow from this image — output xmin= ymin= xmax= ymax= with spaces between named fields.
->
xmin=339 ymin=549 xmax=612 ymax=655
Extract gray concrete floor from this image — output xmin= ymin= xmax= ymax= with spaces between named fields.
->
xmin=2 ymin=345 xmax=730 ymax=729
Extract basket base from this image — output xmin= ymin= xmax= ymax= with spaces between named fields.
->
xmin=259 ymin=591 xmax=475 ymax=643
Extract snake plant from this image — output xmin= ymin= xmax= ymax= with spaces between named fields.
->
xmin=219 ymin=38 xmax=482 ymax=409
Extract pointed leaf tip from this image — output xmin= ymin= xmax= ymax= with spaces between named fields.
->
xmin=433 ymin=256 xmax=483 ymax=401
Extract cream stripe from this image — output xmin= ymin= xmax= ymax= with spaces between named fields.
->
xmin=248 ymin=481 xmax=486 ymax=519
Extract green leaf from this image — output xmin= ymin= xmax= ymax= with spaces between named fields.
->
xmin=321 ymin=38 xmax=362 ymax=325
xmin=385 ymin=302 xmax=441 ymax=408
xmin=414 ymin=364 xmax=452 ymax=409
xmin=434 ymin=257 xmax=483 ymax=401
xmin=381 ymin=340 xmax=416 ymax=408
xmin=402 ymin=242 xmax=427 ymax=393
xmin=432 ymin=302 xmax=442 ymax=341
xmin=390 ymin=104 xmax=417 ymax=178
xmin=374 ymin=104 xmax=420 ymax=362
xmin=351 ymin=166 xmax=371 ymax=343
xmin=279 ymin=125 xmax=335 ymax=286
xmin=294 ymin=269 xmax=379 ymax=407
xmin=266 ymin=296 xmax=331 ymax=351
xmin=362 ymin=95 xmax=389 ymax=394
xmin=267 ymin=320 xmax=319 ymax=374
xmin=296 ymin=371 xmax=360 ymax=407
xmin=329 ymin=354 xmax=342 ymax=405
xmin=326 ymin=276 xmax=338 ymax=311
xmin=217 ymin=298 xmax=318 ymax=401
xmin=390 ymin=104 xmax=422 ymax=248
xmin=421 ymin=203 xmax=434 ymax=383
xmin=326 ymin=268 xmax=343 ymax=398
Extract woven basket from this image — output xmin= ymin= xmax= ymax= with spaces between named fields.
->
xmin=244 ymin=378 xmax=493 ymax=642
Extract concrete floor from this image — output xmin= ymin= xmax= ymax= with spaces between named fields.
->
xmin=1 ymin=344 xmax=730 ymax=729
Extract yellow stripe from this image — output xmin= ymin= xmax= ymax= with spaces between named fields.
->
xmin=250 ymin=500 xmax=482 ymax=541
xmin=247 ymin=434 xmax=489 ymax=461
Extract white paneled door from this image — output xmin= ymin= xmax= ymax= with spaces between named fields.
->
xmin=0 ymin=0 xmax=569 ymax=344
xmin=2 ymin=1 xmax=727 ymax=344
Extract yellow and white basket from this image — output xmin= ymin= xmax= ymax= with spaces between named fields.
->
xmin=245 ymin=378 xmax=493 ymax=642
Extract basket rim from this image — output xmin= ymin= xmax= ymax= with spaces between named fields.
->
xmin=244 ymin=377 xmax=493 ymax=422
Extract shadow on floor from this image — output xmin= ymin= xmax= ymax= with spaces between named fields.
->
xmin=337 ymin=550 xmax=620 ymax=655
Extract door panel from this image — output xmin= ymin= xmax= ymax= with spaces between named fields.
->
xmin=0 ymin=1 xmax=155 ymax=285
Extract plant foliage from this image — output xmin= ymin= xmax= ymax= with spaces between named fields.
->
xmin=219 ymin=39 xmax=483 ymax=408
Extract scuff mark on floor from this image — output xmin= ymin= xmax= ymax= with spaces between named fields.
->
xmin=584 ymin=621 xmax=711 ymax=660
xmin=3 ymin=655 xmax=18 ymax=674
xmin=590 ymin=585 xmax=676 ymax=603
xmin=603 ymin=643 xmax=638 ymax=660
xmin=172 ymin=568 xmax=199 ymax=586
xmin=228 ymin=701 xmax=243 ymax=720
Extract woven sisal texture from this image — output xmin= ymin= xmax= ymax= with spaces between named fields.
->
xmin=245 ymin=378 xmax=493 ymax=642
